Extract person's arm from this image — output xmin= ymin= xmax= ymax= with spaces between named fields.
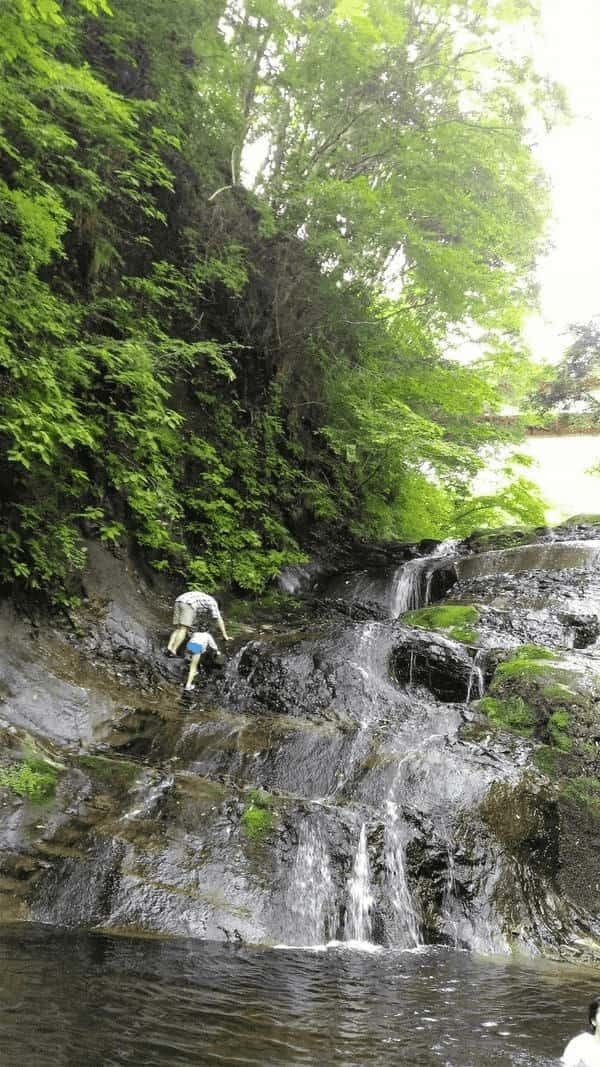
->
xmin=216 ymin=613 xmax=230 ymax=641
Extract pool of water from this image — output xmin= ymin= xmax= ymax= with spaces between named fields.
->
xmin=1 ymin=924 xmax=597 ymax=1066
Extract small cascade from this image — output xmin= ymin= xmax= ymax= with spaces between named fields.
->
xmin=345 ymin=824 xmax=374 ymax=942
xmin=284 ymin=819 xmax=338 ymax=945
xmin=432 ymin=538 xmax=461 ymax=557
xmin=465 ymin=649 xmax=485 ymax=704
xmin=351 ymin=622 xmax=404 ymax=716
xmin=383 ymin=801 xmax=420 ymax=948
xmin=389 ymin=558 xmax=429 ymax=618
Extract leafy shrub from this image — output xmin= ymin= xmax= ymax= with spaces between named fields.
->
xmin=0 ymin=758 xmax=58 ymax=802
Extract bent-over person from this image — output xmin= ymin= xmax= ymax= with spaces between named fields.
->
xmin=166 ymin=590 xmax=230 ymax=656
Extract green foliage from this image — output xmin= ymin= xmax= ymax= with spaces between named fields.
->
xmin=403 ymin=604 xmax=479 ymax=644
xmin=0 ymin=757 xmax=58 ymax=802
xmin=0 ymin=0 xmax=559 ymax=597
xmin=532 ymin=319 xmax=600 ymax=418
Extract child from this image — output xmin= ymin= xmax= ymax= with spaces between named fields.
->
xmin=183 ymin=631 xmax=220 ymax=692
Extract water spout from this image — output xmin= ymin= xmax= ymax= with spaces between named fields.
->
xmin=345 ymin=824 xmax=374 ymax=942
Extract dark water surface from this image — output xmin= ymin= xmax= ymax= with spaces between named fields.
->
xmin=1 ymin=924 xmax=597 ymax=1066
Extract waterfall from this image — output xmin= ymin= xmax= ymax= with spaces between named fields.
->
xmin=465 ymin=649 xmax=485 ymax=704
xmin=383 ymin=801 xmax=420 ymax=948
xmin=345 ymin=824 xmax=374 ymax=942
xmin=389 ymin=559 xmax=428 ymax=618
xmin=285 ymin=819 xmax=337 ymax=945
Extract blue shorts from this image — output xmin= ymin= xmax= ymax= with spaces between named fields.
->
xmin=186 ymin=641 xmax=204 ymax=655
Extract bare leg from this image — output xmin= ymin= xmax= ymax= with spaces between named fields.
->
xmin=168 ymin=626 xmax=188 ymax=654
xmin=185 ymin=652 xmax=202 ymax=690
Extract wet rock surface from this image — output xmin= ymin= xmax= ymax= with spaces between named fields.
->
xmin=0 ymin=521 xmax=599 ymax=962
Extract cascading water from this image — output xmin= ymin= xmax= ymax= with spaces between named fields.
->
xmin=284 ymin=818 xmax=338 ymax=945
xmin=389 ymin=558 xmax=428 ymax=618
xmin=383 ymin=799 xmax=420 ymax=948
xmin=345 ymin=824 xmax=374 ymax=942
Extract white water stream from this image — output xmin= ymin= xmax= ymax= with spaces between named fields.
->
xmin=345 ymin=824 xmax=374 ymax=942
xmin=383 ymin=799 xmax=420 ymax=948
xmin=286 ymin=819 xmax=337 ymax=945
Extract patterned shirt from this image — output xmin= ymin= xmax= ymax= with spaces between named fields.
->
xmin=179 ymin=591 xmax=222 ymax=625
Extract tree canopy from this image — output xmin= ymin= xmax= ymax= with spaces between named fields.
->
xmin=0 ymin=0 xmax=560 ymax=599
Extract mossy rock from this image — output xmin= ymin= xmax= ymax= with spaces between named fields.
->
xmin=465 ymin=526 xmax=539 ymax=554
xmin=478 ymin=695 xmax=535 ymax=737
xmin=560 ymin=777 xmax=600 ymax=817
xmin=480 ymin=776 xmax=558 ymax=870
xmin=403 ymin=604 xmax=479 ymax=645
xmin=79 ymin=755 xmax=141 ymax=791
xmin=478 ymin=646 xmax=599 ymax=754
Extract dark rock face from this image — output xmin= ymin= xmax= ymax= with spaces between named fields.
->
xmin=1 ymin=530 xmax=600 ymax=963
xmin=392 ymin=632 xmax=485 ymax=703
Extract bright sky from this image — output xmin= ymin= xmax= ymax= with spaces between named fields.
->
xmin=525 ymin=0 xmax=600 ymax=362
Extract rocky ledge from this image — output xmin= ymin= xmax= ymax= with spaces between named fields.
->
xmin=0 ymin=520 xmax=599 ymax=961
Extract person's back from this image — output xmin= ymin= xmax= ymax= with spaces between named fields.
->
xmin=562 ymin=998 xmax=600 ymax=1066
xmin=167 ymin=589 xmax=230 ymax=656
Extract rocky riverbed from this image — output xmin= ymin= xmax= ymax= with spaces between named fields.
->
xmin=0 ymin=518 xmax=599 ymax=961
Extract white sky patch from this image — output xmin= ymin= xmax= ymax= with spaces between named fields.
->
xmin=527 ymin=0 xmax=600 ymax=362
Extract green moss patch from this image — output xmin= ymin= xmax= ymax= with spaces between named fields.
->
xmin=534 ymin=745 xmax=563 ymax=778
xmin=478 ymin=695 xmax=535 ymax=737
xmin=0 ymin=758 xmax=58 ymax=803
xmin=241 ymin=787 xmax=277 ymax=839
xmin=403 ymin=604 xmax=479 ymax=644
xmin=561 ymin=777 xmax=600 ymax=816
xmin=547 ymin=710 xmax=573 ymax=752
xmin=494 ymin=646 xmax=556 ymax=681
xmin=79 ymin=755 xmax=140 ymax=790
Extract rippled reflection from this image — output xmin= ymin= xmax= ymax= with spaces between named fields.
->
xmin=1 ymin=924 xmax=597 ymax=1066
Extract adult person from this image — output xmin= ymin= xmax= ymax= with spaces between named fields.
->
xmin=183 ymin=631 xmax=220 ymax=692
xmin=562 ymin=996 xmax=600 ymax=1065
xmin=166 ymin=589 xmax=230 ymax=656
